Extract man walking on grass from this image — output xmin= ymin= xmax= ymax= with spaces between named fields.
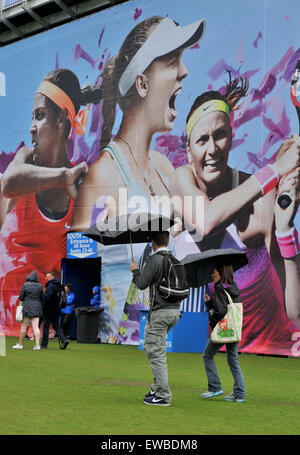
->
xmin=41 ymin=271 xmax=69 ymax=350
xmin=129 ymin=231 xmax=181 ymax=407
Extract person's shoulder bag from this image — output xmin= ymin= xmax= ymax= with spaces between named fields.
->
xmin=211 ymin=289 xmax=243 ymax=343
xmin=16 ymin=303 xmax=23 ymax=322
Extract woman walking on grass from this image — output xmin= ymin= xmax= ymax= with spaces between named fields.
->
xmin=13 ymin=271 xmax=44 ymax=351
xmin=201 ymin=263 xmax=246 ymax=402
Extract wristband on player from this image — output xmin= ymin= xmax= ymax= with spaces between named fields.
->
xmin=252 ymin=164 xmax=279 ymax=196
xmin=275 ymin=226 xmax=300 ymax=258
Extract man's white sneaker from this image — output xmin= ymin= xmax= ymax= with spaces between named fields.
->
xmin=12 ymin=344 xmax=23 ymax=349
xmin=33 ymin=346 xmax=40 ymax=351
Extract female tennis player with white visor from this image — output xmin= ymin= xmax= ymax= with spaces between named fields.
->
xmin=72 ymin=15 xmax=206 ymax=344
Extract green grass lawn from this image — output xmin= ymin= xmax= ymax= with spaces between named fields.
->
xmin=0 ymin=336 xmax=299 ymax=435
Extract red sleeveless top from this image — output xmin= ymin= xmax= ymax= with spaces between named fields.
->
xmin=0 ymin=193 xmax=74 ymax=335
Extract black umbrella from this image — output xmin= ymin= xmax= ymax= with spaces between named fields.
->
xmin=181 ymin=248 xmax=248 ymax=287
xmin=84 ymin=212 xmax=175 ymax=259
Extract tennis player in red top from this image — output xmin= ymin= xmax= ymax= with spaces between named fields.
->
xmin=0 ymin=68 xmax=101 ymax=335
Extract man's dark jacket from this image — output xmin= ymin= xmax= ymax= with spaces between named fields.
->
xmin=132 ymin=250 xmax=181 ymax=311
xmin=44 ymin=278 xmax=61 ymax=315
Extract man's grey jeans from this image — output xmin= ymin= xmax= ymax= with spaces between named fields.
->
xmin=143 ymin=308 xmax=181 ymax=403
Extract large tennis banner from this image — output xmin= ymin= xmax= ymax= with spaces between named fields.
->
xmin=0 ymin=0 xmax=300 ymax=356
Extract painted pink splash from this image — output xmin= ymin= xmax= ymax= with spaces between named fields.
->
xmin=253 ymin=31 xmax=262 ymax=48
xmin=154 ymin=133 xmax=188 ymax=168
xmin=208 ymin=59 xmax=240 ymax=80
xmin=97 ymin=49 xmax=109 ymax=72
xmin=98 ymin=25 xmax=106 ymax=48
xmin=251 ymin=74 xmax=277 ymax=102
xmin=0 ymin=142 xmax=25 ymax=173
xmin=191 ymin=42 xmax=200 ymax=50
xmin=59 ymin=44 xmax=300 ymax=172
xmin=3 ymin=36 xmax=300 ymax=179
xmin=231 ymin=136 xmax=246 ymax=150
xmin=133 ymin=8 xmax=142 ymax=21
xmin=242 ymin=69 xmax=260 ymax=80
xmin=73 ymin=45 xmax=96 ymax=68
xmin=282 ymin=47 xmax=300 ymax=81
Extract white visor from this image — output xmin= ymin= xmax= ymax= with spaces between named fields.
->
xmin=118 ymin=17 xmax=206 ymax=96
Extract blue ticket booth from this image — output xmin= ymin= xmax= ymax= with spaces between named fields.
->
xmin=138 ymin=310 xmax=209 ymax=353
xmin=60 ymin=232 xmax=101 ymax=339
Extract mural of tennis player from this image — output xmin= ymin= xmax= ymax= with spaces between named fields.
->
xmin=71 ymin=16 xmax=206 ymax=343
xmin=0 ymin=68 xmax=100 ymax=335
xmin=171 ymin=72 xmax=300 ymax=355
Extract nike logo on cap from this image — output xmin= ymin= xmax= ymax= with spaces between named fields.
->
xmin=203 ymin=104 xmax=212 ymax=111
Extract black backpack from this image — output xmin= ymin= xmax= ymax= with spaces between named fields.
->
xmin=156 ymin=251 xmax=189 ymax=303
xmin=56 ymin=283 xmax=67 ymax=310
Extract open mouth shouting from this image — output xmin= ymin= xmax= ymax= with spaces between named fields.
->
xmin=168 ymin=87 xmax=181 ymax=118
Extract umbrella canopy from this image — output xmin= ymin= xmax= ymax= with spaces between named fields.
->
xmin=83 ymin=212 xmax=175 ymax=246
xmin=181 ymin=248 xmax=248 ymax=287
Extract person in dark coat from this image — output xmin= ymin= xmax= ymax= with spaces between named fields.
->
xmin=60 ymin=283 xmax=75 ymax=338
xmin=201 ymin=263 xmax=246 ymax=402
xmin=40 ymin=271 xmax=69 ymax=350
xmin=12 ymin=270 xmax=44 ymax=350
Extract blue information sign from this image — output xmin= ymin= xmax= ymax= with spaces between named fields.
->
xmin=67 ymin=232 xmax=98 ymax=259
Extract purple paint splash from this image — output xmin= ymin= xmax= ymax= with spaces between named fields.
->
xmin=98 ymin=25 xmax=106 ymax=48
xmin=208 ymin=59 xmax=241 ymax=80
xmin=0 ymin=142 xmax=25 ymax=173
xmin=73 ymin=45 xmax=96 ymax=68
xmin=55 ymin=44 xmax=300 ymax=172
xmin=250 ymin=74 xmax=277 ymax=102
xmin=133 ymin=8 xmax=142 ymax=21
xmin=191 ymin=42 xmax=200 ymax=50
xmin=55 ymin=52 xmax=59 ymax=70
xmin=282 ymin=48 xmax=300 ymax=82
xmin=154 ymin=133 xmax=188 ymax=168
xmin=3 ymin=36 xmax=300 ymax=178
xmin=253 ymin=31 xmax=262 ymax=48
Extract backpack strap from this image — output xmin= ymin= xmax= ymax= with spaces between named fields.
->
xmin=156 ymin=250 xmax=171 ymax=285
xmin=148 ymin=251 xmax=168 ymax=318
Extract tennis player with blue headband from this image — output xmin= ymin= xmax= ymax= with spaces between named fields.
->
xmin=171 ymin=72 xmax=300 ymax=348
